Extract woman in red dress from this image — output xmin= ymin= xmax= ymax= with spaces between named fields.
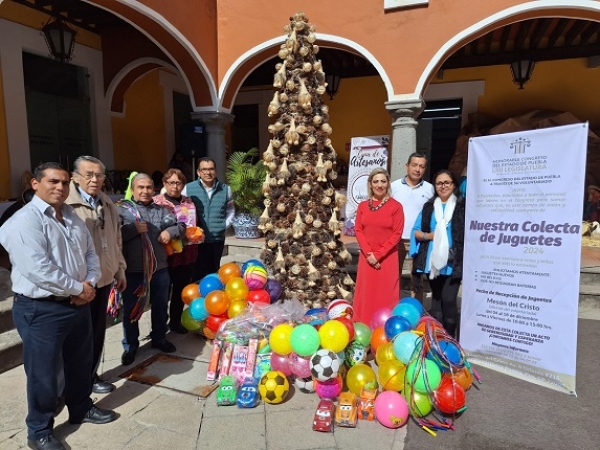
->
xmin=353 ymin=168 xmax=404 ymax=325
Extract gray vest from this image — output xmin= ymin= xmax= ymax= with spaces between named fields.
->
xmin=186 ymin=179 xmax=228 ymax=243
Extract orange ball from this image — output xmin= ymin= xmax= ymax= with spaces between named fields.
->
xmin=370 ymin=326 xmax=389 ymax=354
xmin=205 ymin=290 xmax=230 ymax=316
xmin=443 ymin=367 xmax=473 ymax=391
xmin=181 ymin=283 xmax=200 ymax=305
xmin=218 ymin=263 xmax=242 ymax=284
xmin=202 ymin=326 xmax=216 ymax=340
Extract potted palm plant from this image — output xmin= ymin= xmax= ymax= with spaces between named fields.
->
xmin=226 ymin=147 xmax=267 ymax=238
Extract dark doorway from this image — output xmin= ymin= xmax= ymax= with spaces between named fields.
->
xmin=23 ymin=52 xmax=93 ymax=171
xmin=231 ymin=104 xmax=259 ymax=154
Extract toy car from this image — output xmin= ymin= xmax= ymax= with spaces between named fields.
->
xmin=358 ymin=386 xmax=377 ymax=421
xmin=216 ymin=375 xmax=238 ymax=406
xmin=335 ymin=391 xmax=358 ymax=427
xmin=237 ymin=378 xmax=261 ymax=408
xmin=313 ymin=398 xmax=334 ymax=432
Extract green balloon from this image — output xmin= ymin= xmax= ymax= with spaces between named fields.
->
xmin=405 ymin=359 xmax=441 ymax=393
xmin=403 ymin=385 xmax=433 ymax=417
xmin=181 ymin=308 xmax=202 ymax=331
xmin=353 ymin=322 xmax=372 ymax=347
xmin=290 ymin=324 xmax=320 ymax=357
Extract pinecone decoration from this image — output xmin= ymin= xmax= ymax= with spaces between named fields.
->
xmin=259 ymin=12 xmax=355 ymax=309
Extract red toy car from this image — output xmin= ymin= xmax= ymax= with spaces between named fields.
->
xmin=313 ymin=398 xmax=335 ymax=432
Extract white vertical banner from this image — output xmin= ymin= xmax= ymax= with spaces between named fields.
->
xmin=344 ymin=135 xmax=389 ymax=236
xmin=460 ymin=123 xmax=587 ymax=395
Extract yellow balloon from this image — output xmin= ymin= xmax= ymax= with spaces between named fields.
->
xmin=227 ymin=299 xmax=248 ymax=318
xmin=378 ymin=359 xmax=406 ymax=392
xmin=346 ymin=363 xmax=377 ymax=396
xmin=225 ymin=276 xmax=249 ymax=301
xmin=269 ymin=323 xmax=294 ymax=355
xmin=318 ymin=320 xmax=350 ymax=353
xmin=375 ymin=342 xmax=397 ymax=366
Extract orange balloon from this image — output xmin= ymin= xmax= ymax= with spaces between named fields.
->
xmin=443 ymin=367 xmax=473 ymax=391
xmin=181 ymin=283 xmax=200 ymax=305
xmin=228 ymin=299 xmax=248 ymax=318
xmin=225 ymin=276 xmax=249 ymax=302
xmin=370 ymin=326 xmax=389 ymax=354
xmin=205 ymin=290 xmax=230 ymax=315
xmin=202 ymin=326 xmax=216 ymax=340
xmin=218 ymin=263 xmax=242 ymax=284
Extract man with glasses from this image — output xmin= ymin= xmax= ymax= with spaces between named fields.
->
xmin=66 ymin=156 xmax=127 ymax=394
xmin=183 ymin=157 xmax=234 ymax=281
xmin=391 ymin=152 xmax=434 ymax=303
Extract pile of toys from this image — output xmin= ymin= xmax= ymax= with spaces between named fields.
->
xmin=185 ymin=261 xmax=480 ymax=434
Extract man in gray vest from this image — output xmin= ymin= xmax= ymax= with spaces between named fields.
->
xmin=183 ymin=157 xmax=234 ymax=281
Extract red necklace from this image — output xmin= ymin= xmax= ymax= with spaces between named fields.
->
xmin=368 ymin=196 xmax=390 ymax=212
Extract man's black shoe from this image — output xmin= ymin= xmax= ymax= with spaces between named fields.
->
xmin=121 ymin=350 xmax=136 ymax=366
xmin=169 ymin=324 xmax=188 ymax=335
xmin=27 ymin=435 xmax=66 ymax=450
xmin=92 ymin=378 xmax=115 ymax=394
xmin=69 ymin=405 xmax=118 ymax=425
xmin=151 ymin=339 xmax=176 ymax=353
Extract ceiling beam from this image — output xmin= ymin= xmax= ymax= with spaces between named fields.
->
xmin=580 ymin=22 xmax=600 ymax=45
xmin=530 ymin=18 xmax=552 ymax=49
xmin=564 ymin=20 xmax=588 ymax=46
xmin=547 ymin=19 xmax=569 ymax=48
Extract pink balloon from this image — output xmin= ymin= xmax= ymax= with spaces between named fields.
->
xmin=370 ymin=307 xmax=393 ymax=330
xmin=288 ymin=352 xmax=311 ymax=378
xmin=270 ymin=352 xmax=292 ymax=376
xmin=374 ymin=391 xmax=409 ymax=428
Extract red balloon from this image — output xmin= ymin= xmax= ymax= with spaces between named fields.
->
xmin=206 ymin=313 xmax=228 ymax=333
xmin=433 ymin=378 xmax=466 ymax=414
xmin=246 ymin=289 xmax=271 ymax=305
xmin=334 ymin=316 xmax=355 ymax=342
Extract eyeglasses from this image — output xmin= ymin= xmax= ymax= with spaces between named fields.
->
xmin=199 ymin=168 xmax=216 ymax=173
xmin=78 ymin=172 xmax=106 ymax=181
xmin=165 ymin=181 xmax=183 ymax=186
xmin=435 ymin=181 xmax=453 ymax=187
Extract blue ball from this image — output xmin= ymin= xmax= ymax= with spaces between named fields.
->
xmin=199 ymin=273 xmax=224 ymax=297
xmin=242 ymin=259 xmax=265 ymax=274
xmin=384 ymin=316 xmax=412 ymax=340
xmin=392 ymin=331 xmax=423 ymax=365
xmin=398 ymin=297 xmax=424 ymax=314
xmin=392 ymin=303 xmax=421 ymax=328
xmin=189 ymin=297 xmax=209 ymax=321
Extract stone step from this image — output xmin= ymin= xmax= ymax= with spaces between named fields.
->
xmin=0 ymin=297 xmax=14 ymax=334
xmin=0 ymin=328 xmax=22 ymax=375
xmin=579 ymin=284 xmax=600 ymax=309
xmin=579 ymin=266 xmax=600 ymax=285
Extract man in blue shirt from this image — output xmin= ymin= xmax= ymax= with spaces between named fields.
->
xmin=0 ymin=162 xmax=117 ymax=450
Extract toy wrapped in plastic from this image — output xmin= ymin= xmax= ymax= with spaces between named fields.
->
xmin=237 ymin=377 xmax=261 ymax=408
xmin=216 ymin=375 xmax=238 ymax=406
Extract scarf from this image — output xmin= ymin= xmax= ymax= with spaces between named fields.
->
xmin=429 ymin=194 xmax=456 ymax=280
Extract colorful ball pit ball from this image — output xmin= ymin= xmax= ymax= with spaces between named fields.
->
xmin=181 ymin=308 xmax=201 ymax=331
xmin=225 ymin=277 xmax=249 ymax=302
xmin=181 ymin=283 xmax=200 ymax=305
xmin=370 ymin=307 xmax=393 ymax=330
xmin=206 ymin=313 xmax=228 ymax=333
xmin=370 ymin=326 xmax=389 ymax=354
xmin=288 ymin=352 xmax=312 ymax=378
xmin=391 ymin=302 xmax=421 ymax=328
xmin=443 ymin=367 xmax=473 ymax=391
xmin=375 ymin=342 xmax=397 ymax=366
xmin=344 ymin=340 xmax=368 ymax=367
xmin=353 ymin=322 xmax=372 ymax=347
xmin=246 ymin=289 xmax=271 ymax=305
xmin=378 ymin=359 xmax=406 ymax=392
xmin=346 ymin=363 xmax=377 ymax=396
xmin=327 ymin=299 xmax=354 ymax=320
xmin=428 ymin=340 xmax=463 ymax=371
xmin=334 ymin=316 xmax=355 ymax=341
xmin=398 ymin=296 xmax=424 ymax=314
xmin=188 ymin=297 xmax=208 ymax=321
xmin=243 ymin=265 xmax=268 ymax=290
xmin=227 ymin=299 xmax=247 ymax=318
xmin=403 ymin=385 xmax=433 ymax=417
xmin=374 ymin=391 xmax=409 ymax=428
xmin=204 ymin=290 xmax=229 ymax=316
xmin=318 ymin=320 xmax=350 ymax=353
xmin=199 ymin=274 xmax=223 ymax=297
xmin=406 ymin=359 xmax=442 ymax=393
xmin=314 ymin=375 xmax=343 ymax=400
xmin=384 ymin=316 xmax=413 ymax=341
xmin=270 ymin=352 xmax=293 ymax=377
xmin=218 ymin=262 xmax=242 ymax=284
xmin=241 ymin=259 xmax=265 ymax=274
xmin=392 ymin=331 xmax=423 ymax=365
xmin=269 ymin=323 xmax=295 ymax=355
xmin=290 ymin=324 xmax=321 ymax=357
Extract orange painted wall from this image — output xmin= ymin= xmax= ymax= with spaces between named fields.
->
xmin=432 ymin=58 xmax=600 ymax=132
xmin=0 ymin=66 xmax=10 ymax=200
xmin=111 ymin=70 xmax=167 ymax=174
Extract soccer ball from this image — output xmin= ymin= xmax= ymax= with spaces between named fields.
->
xmin=259 ymin=370 xmax=290 ymax=404
xmin=310 ymin=349 xmax=341 ymax=382
xmin=294 ymin=376 xmax=315 ymax=393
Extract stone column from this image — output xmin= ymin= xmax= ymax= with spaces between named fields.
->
xmin=190 ymin=111 xmax=235 ymax=181
xmin=385 ymin=97 xmax=425 ymax=181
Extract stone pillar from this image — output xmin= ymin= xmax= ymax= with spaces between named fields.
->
xmin=190 ymin=111 xmax=235 ymax=181
xmin=385 ymin=97 xmax=425 ymax=181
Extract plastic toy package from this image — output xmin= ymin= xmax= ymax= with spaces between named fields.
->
xmin=237 ymin=377 xmax=261 ymax=408
xmin=216 ymin=375 xmax=239 ymax=406
xmin=215 ymin=298 xmax=307 ymax=344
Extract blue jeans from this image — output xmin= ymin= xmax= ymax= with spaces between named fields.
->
xmin=122 ymin=268 xmax=170 ymax=351
xmin=12 ymin=295 xmax=93 ymax=440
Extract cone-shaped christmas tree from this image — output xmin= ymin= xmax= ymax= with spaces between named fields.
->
xmin=259 ymin=12 xmax=355 ymax=309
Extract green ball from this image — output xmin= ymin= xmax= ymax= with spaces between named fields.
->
xmin=290 ymin=324 xmax=320 ymax=357
xmin=405 ymin=359 xmax=441 ymax=393
xmin=181 ymin=308 xmax=202 ymax=331
xmin=403 ymin=385 xmax=433 ymax=417
xmin=353 ymin=322 xmax=372 ymax=347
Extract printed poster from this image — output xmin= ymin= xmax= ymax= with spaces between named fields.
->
xmin=460 ymin=123 xmax=587 ymax=395
xmin=344 ymin=135 xmax=389 ymax=235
